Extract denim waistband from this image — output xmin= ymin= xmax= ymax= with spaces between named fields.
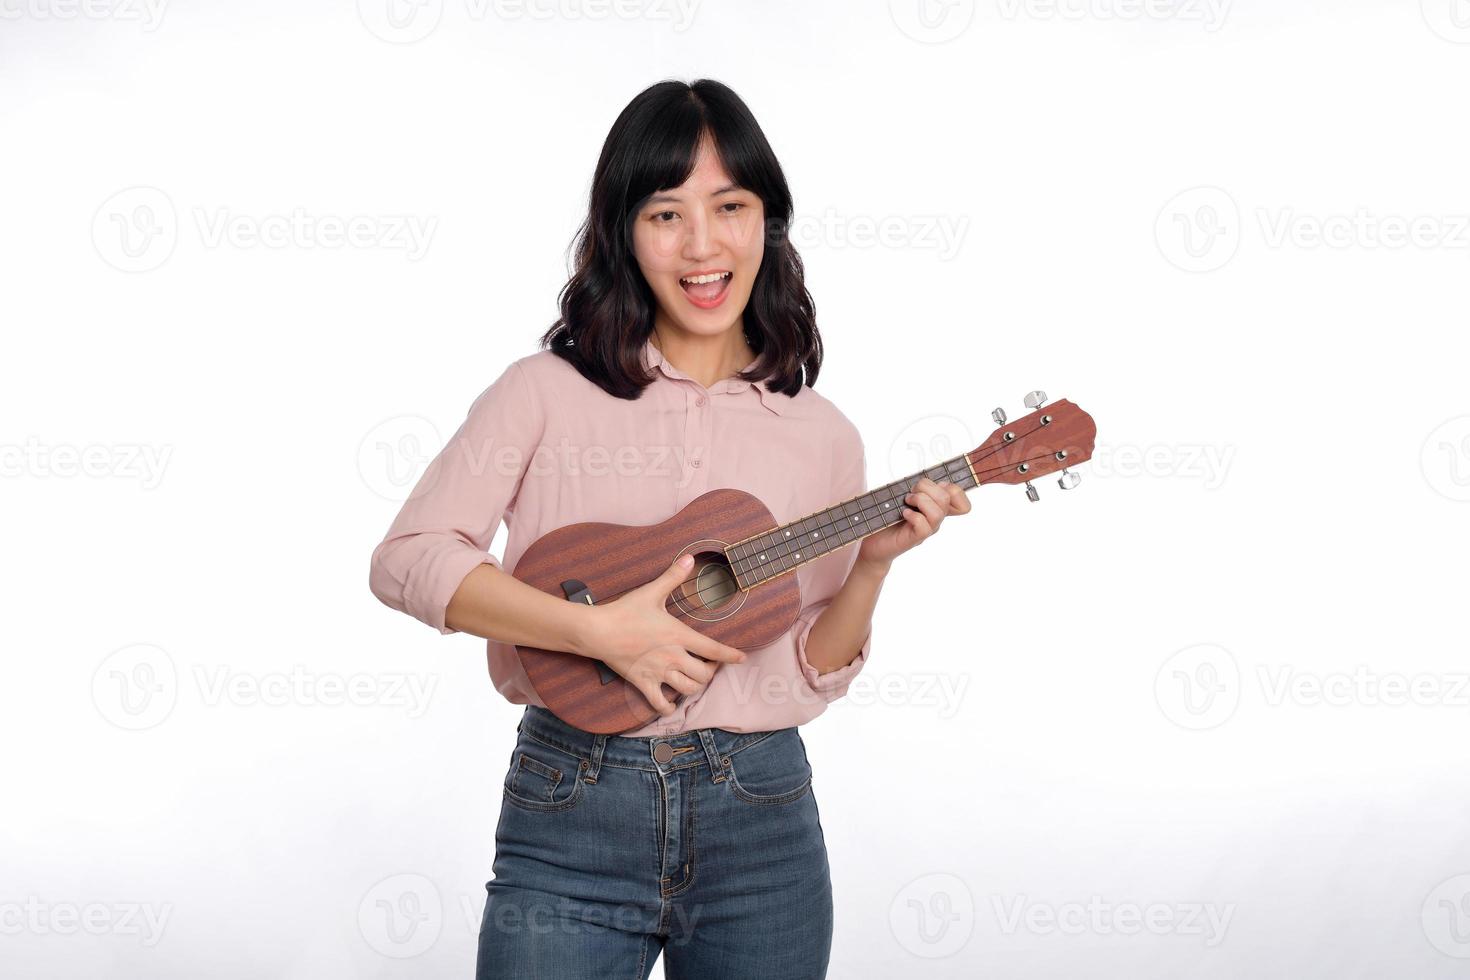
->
xmin=518 ymin=704 xmax=789 ymax=776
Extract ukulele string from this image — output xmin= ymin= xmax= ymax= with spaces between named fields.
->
xmin=671 ymin=454 xmax=982 ymax=609
xmin=654 ymin=440 xmax=1051 ymax=611
xmin=683 ymin=433 xmax=1051 ymax=607
xmin=563 ymin=433 xmax=1052 ymax=613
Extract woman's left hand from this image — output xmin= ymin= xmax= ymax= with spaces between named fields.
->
xmin=856 ymin=477 xmax=972 ymax=572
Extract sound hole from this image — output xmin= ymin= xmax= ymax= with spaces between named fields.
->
xmin=674 ymin=551 xmax=740 ymax=615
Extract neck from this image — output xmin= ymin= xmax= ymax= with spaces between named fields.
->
xmin=650 ymin=321 xmax=753 ymax=388
xmin=724 ymin=452 xmax=980 ymax=590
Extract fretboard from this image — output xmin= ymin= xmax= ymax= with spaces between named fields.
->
xmin=724 ymin=453 xmax=979 ymax=590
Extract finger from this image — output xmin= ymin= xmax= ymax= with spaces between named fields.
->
xmin=655 ymin=553 xmax=696 ymax=589
xmin=663 ymin=670 xmax=704 ymax=697
xmin=906 ymin=490 xmax=945 ymax=530
xmin=915 ymin=484 xmax=946 ymax=512
xmin=917 ymin=480 xmax=950 ymax=508
xmin=927 ymin=481 xmax=954 ymax=514
xmin=948 ymin=483 xmax=972 ymax=514
xmin=927 ymin=481 xmax=960 ymax=515
xmin=922 ymin=477 xmax=958 ymax=500
xmin=640 ymin=678 xmax=676 ymax=716
xmin=684 ymin=631 xmax=747 ymax=664
xmin=902 ymin=506 xmax=932 ymax=537
xmin=674 ymin=656 xmax=715 ymax=684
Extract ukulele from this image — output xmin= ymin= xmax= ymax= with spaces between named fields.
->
xmin=512 ymin=391 xmax=1097 ymax=734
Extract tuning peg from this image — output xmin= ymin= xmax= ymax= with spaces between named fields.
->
xmin=1025 ymin=481 xmax=1039 ymax=503
xmin=1023 ymin=390 xmax=1048 ymax=412
xmin=1057 ymin=468 xmax=1081 ymax=490
xmin=991 ymin=407 xmax=1007 ymax=427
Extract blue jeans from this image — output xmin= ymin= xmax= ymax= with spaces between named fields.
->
xmin=476 ymin=705 xmax=834 ymax=979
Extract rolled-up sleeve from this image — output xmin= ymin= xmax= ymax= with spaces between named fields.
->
xmin=368 ymin=360 xmax=543 ymax=634
xmin=793 ymin=424 xmax=872 ymax=701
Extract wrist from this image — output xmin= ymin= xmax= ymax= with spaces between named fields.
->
xmin=852 ymin=555 xmax=892 ymax=580
xmin=565 ymin=603 xmax=602 ymax=658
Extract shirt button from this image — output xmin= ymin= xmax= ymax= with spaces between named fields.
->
xmin=695 ymin=396 xmax=706 ymax=407
xmin=691 ymin=457 xmax=702 ymax=468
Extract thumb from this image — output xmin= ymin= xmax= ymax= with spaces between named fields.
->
xmin=661 ymin=553 xmax=695 ymax=582
xmin=648 ymin=553 xmax=695 ymax=592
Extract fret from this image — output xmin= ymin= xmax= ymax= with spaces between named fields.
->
xmin=727 ymin=454 xmax=973 ymax=590
xmin=839 ymin=497 xmax=863 ymax=545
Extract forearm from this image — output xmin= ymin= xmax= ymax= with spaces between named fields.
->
xmin=803 ymin=556 xmax=889 ymax=675
xmin=444 ymin=563 xmax=596 ymax=656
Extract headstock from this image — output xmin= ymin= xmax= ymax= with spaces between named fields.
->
xmin=967 ymin=391 xmax=1096 ymax=502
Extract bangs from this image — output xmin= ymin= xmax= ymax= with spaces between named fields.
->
xmin=620 ymin=109 xmax=780 ymax=224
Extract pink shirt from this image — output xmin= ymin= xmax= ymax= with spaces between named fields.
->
xmin=368 ymin=336 xmax=872 ymax=736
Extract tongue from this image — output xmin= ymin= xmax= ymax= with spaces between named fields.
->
xmin=683 ymin=277 xmax=725 ymax=302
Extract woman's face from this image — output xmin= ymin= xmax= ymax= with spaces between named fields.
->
xmin=631 ymin=136 xmax=766 ymax=340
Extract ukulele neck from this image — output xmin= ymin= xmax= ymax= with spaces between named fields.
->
xmin=723 ymin=453 xmax=979 ymax=590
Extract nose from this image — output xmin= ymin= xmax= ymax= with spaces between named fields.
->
xmin=682 ymin=209 xmax=715 ymax=263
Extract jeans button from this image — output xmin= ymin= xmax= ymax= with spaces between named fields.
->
xmin=653 ymin=742 xmax=674 ymax=764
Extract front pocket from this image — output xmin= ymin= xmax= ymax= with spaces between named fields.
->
xmin=502 ymin=744 xmax=586 ymax=812
xmin=509 ymin=753 xmax=563 ymax=801
xmin=726 ymin=730 xmax=813 ymax=806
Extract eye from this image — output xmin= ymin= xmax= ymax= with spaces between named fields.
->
xmin=719 ymin=202 xmax=745 ymax=214
xmin=651 ymin=210 xmax=679 ymax=223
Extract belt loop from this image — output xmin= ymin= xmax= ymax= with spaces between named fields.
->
xmin=583 ymin=733 xmax=608 ymax=784
xmin=697 ymin=729 xmax=728 ymax=784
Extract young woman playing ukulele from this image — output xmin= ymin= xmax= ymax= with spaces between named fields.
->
xmin=369 ymin=78 xmax=970 ymax=980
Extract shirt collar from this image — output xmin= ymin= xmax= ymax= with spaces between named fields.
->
xmin=640 ymin=336 xmax=787 ymax=416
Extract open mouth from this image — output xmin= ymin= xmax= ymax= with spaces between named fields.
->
xmin=678 ymin=270 xmax=732 ymax=309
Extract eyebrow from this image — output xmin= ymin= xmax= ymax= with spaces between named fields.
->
xmin=644 ymin=183 xmax=744 ymax=207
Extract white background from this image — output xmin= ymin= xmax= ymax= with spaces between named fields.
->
xmin=4 ymin=0 xmax=1470 ymax=976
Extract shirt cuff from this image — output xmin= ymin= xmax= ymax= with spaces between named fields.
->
xmin=406 ymin=550 xmax=502 ymax=635
xmin=794 ymin=599 xmax=872 ymax=701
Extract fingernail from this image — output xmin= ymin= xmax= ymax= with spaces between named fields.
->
xmin=679 ymin=554 xmax=693 ymax=568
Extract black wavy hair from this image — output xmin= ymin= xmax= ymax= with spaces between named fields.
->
xmin=539 ymin=78 xmax=822 ymax=401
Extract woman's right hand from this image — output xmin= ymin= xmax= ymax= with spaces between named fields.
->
xmin=578 ymin=554 xmax=748 ymax=716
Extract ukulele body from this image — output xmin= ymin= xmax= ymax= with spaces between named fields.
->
xmin=511 ymin=488 xmax=804 ymax=734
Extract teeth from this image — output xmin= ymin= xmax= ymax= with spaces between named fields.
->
xmin=680 ymin=272 xmax=731 ymax=285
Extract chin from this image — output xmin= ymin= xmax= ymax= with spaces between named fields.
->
xmin=678 ymin=314 xmax=738 ymax=334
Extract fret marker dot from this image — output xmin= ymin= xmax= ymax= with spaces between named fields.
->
xmin=759 ymin=554 xmax=766 ymax=560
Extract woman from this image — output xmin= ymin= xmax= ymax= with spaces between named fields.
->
xmin=368 ymin=78 xmax=970 ymax=979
